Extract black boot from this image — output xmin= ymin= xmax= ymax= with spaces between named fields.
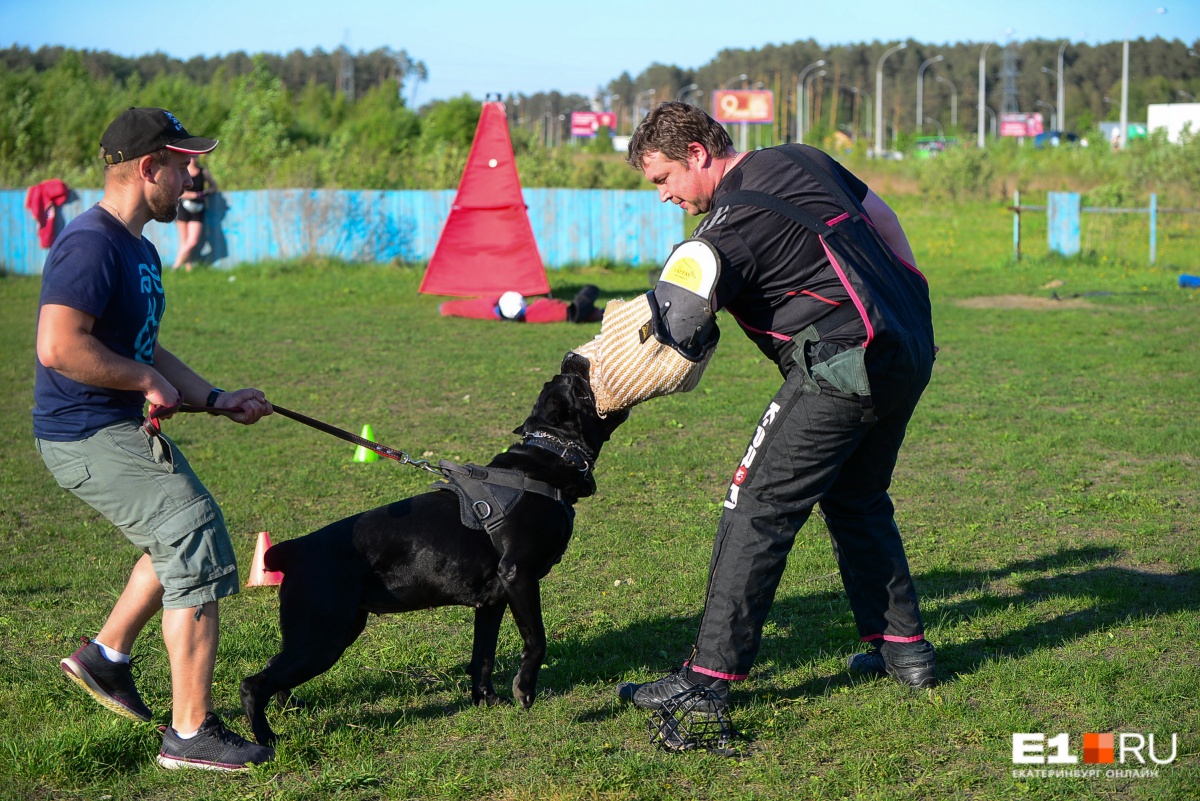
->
xmin=847 ymin=640 xmax=938 ymax=689
xmin=566 ymin=285 xmax=600 ymax=322
xmin=617 ymin=667 xmax=730 ymax=710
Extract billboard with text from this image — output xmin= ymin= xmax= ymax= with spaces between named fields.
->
xmin=570 ymin=111 xmax=617 ymax=137
xmin=1000 ymin=112 xmax=1045 ymax=137
xmin=712 ymin=90 xmax=775 ymax=124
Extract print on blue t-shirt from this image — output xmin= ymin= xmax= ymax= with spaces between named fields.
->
xmin=33 ymin=206 xmax=167 ymax=442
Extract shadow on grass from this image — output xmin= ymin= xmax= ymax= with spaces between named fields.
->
xmin=556 ymin=545 xmax=1200 ymax=711
xmin=259 ymin=545 xmax=1200 ymax=735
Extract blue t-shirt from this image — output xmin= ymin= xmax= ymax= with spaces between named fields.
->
xmin=33 ymin=206 xmax=166 ymax=441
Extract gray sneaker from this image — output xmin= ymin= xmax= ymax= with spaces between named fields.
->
xmin=60 ymin=637 xmax=153 ymax=722
xmin=157 ymin=712 xmax=275 ymax=771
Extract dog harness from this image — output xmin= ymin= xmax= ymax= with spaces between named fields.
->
xmin=431 ymin=460 xmax=570 ymax=540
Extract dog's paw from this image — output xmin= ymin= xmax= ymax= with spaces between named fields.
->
xmin=472 ymin=692 xmax=505 ymax=708
xmin=512 ymin=678 xmax=537 ymax=709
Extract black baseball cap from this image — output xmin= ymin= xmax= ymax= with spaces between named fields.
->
xmin=99 ymin=107 xmax=218 ymax=165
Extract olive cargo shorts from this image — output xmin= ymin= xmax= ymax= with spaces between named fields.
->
xmin=36 ymin=420 xmax=239 ymax=609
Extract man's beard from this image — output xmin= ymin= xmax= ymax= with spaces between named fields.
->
xmin=148 ymin=183 xmax=179 ymax=223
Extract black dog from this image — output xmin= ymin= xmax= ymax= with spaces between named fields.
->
xmin=241 ymin=353 xmax=626 ymax=745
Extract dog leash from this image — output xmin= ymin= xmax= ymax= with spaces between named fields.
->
xmin=146 ymin=402 xmax=444 ymax=474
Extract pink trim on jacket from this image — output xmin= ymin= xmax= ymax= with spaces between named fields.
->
xmin=725 ymin=309 xmax=792 ymax=342
xmin=859 ymin=214 xmax=928 ymax=283
xmin=819 ymin=235 xmax=874 ymax=347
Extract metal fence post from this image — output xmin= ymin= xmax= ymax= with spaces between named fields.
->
xmin=1013 ymin=190 xmax=1021 ymax=261
xmin=1048 ymin=192 xmax=1081 ymax=256
xmin=1149 ymin=192 xmax=1157 ymax=265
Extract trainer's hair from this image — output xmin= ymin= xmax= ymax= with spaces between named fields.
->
xmin=626 ymin=101 xmax=733 ymax=171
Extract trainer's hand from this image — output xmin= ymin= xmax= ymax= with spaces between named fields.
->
xmin=144 ymin=380 xmax=182 ymax=418
xmin=215 ymin=388 xmax=273 ymax=425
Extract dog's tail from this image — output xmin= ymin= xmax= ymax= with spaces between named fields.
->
xmin=263 ymin=539 xmax=299 ymax=573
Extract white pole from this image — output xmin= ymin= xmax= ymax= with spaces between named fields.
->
xmin=875 ymin=43 xmax=906 ymax=157
xmin=917 ymin=56 xmax=943 ymax=136
xmin=797 ymin=60 xmax=825 ymax=145
xmin=978 ymin=43 xmax=991 ymax=149
xmin=1119 ymin=38 xmax=1130 ymax=150
xmin=1057 ymin=39 xmax=1068 ymax=133
xmin=1120 ymin=8 xmax=1167 ymax=150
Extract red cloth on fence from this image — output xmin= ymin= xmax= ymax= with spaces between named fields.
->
xmin=25 ymin=179 xmax=69 ymax=248
xmin=439 ymin=296 xmax=572 ymax=323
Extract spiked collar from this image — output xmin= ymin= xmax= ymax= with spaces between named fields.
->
xmin=521 ymin=430 xmax=594 ymax=475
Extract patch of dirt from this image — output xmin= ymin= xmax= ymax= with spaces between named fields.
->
xmin=954 ymin=294 xmax=1100 ymax=310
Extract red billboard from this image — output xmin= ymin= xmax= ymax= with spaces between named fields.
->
xmin=712 ymin=90 xmax=775 ymax=124
xmin=999 ymin=112 xmax=1045 ymax=137
xmin=570 ymin=111 xmax=617 ymax=137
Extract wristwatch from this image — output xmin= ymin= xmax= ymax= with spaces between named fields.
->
xmin=206 ymin=387 xmax=225 ymax=410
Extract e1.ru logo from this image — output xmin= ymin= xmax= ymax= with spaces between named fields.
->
xmin=1013 ymin=733 xmax=1177 ymax=765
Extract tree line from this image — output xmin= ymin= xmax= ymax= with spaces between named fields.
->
xmin=2 ymin=38 xmax=1199 ymax=199
xmin=589 ymin=37 xmax=1200 ymax=144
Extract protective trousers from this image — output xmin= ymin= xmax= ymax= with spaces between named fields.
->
xmin=689 ymin=332 xmax=933 ymax=681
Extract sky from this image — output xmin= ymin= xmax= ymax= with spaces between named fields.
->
xmin=2 ymin=0 xmax=1196 ymax=104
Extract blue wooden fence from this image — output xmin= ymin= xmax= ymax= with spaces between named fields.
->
xmin=2 ymin=187 xmax=682 ymax=276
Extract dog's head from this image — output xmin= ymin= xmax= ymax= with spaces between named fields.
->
xmin=513 ymin=352 xmax=629 ymax=467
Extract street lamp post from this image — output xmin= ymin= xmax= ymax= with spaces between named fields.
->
xmin=676 ymin=83 xmax=699 ymax=103
xmin=796 ymin=59 xmax=826 ymax=144
xmin=1040 ymin=67 xmax=1058 ymax=128
xmin=753 ymin=81 xmax=766 ymax=149
xmin=917 ymin=55 xmax=944 ymax=134
xmin=978 ymin=43 xmax=993 ymax=148
xmin=1036 ymin=100 xmax=1057 ymax=132
xmin=925 ymin=117 xmax=945 ymax=140
xmin=936 ymin=75 xmax=958 ymax=128
xmin=721 ymin=73 xmax=748 ymax=151
xmin=1056 ymin=39 xmax=1069 ymax=133
xmin=875 ymin=42 xmax=907 ymax=157
xmin=1179 ymin=90 xmax=1197 ymax=102
xmin=849 ymin=87 xmax=872 ymax=142
xmin=634 ymin=89 xmax=656 ymax=132
xmin=804 ymin=70 xmax=827 ymax=141
xmin=1120 ymin=7 xmax=1167 ymax=150
xmin=984 ymin=105 xmax=997 ymax=138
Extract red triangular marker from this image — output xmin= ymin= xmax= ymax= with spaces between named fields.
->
xmin=420 ymin=101 xmax=550 ymax=298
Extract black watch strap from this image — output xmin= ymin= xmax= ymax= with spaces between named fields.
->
xmin=206 ymin=387 xmax=225 ymax=408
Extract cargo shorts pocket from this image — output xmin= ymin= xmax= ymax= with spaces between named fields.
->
xmin=151 ymin=495 xmax=237 ymax=594
xmin=49 ymin=458 xmax=92 ymax=491
xmin=107 ymin=424 xmax=176 ymax=475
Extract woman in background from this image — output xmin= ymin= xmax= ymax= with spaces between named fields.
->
xmin=173 ymin=155 xmax=217 ymax=271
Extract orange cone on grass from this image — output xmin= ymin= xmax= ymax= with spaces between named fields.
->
xmin=246 ymin=531 xmax=283 ymax=587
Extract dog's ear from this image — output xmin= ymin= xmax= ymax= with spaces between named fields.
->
xmin=560 ymin=351 xmax=591 ymax=380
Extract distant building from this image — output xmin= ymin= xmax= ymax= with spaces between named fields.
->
xmin=1147 ymin=103 xmax=1200 ymax=144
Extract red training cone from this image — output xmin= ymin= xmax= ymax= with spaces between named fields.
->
xmin=246 ymin=531 xmax=284 ymax=587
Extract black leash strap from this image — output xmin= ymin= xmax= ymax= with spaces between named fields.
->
xmin=151 ymin=402 xmax=438 ymax=471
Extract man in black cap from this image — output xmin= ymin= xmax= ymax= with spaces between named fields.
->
xmin=35 ymin=107 xmax=275 ymax=770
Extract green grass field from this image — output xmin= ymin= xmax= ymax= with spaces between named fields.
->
xmin=1 ymin=198 xmax=1197 ymax=800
